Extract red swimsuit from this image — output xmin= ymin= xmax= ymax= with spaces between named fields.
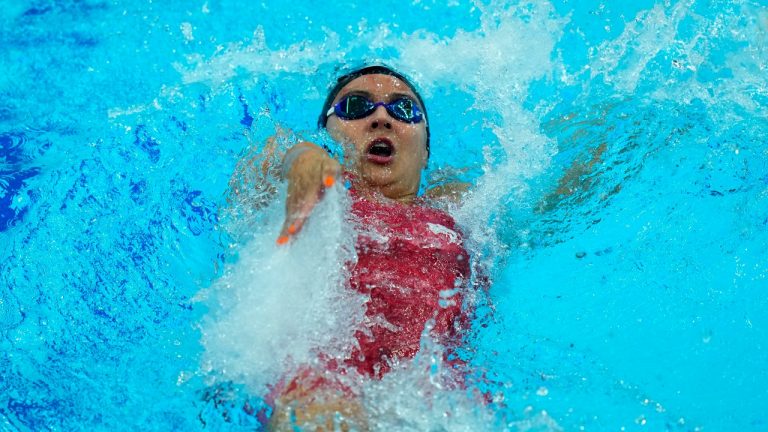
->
xmin=264 ymin=191 xmax=472 ymax=422
xmin=346 ymin=191 xmax=471 ymax=378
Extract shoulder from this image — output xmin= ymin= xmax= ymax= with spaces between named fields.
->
xmin=423 ymin=182 xmax=471 ymax=205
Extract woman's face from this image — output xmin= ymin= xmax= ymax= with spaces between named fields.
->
xmin=326 ymin=74 xmax=428 ymax=202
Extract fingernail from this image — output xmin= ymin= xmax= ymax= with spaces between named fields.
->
xmin=323 ymin=175 xmax=335 ymax=188
xmin=287 ymin=223 xmax=297 ymax=234
xmin=276 ymin=235 xmax=289 ymax=245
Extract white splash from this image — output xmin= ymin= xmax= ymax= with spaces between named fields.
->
xmin=394 ymin=1 xmax=565 ymax=259
xmin=359 ymin=329 xmax=564 ymax=432
xmin=589 ymin=0 xmax=768 ymax=118
xmin=361 ymin=326 xmax=501 ymax=432
xmin=589 ymin=0 xmax=696 ymax=94
xmin=199 ymin=185 xmax=367 ymax=393
xmin=174 ymin=26 xmax=347 ymax=88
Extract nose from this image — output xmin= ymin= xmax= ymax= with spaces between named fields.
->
xmin=369 ymin=105 xmax=392 ymax=130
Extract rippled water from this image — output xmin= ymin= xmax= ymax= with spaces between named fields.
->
xmin=2 ymin=0 xmax=767 ymax=430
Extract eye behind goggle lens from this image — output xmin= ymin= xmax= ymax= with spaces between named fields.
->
xmin=339 ymin=95 xmax=374 ymax=119
xmin=390 ymin=98 xmax=415 ymax=121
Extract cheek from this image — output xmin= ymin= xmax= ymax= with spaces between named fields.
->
xmin=326 ymin=119 xmax=347 ymax=143
xmin=405 ymin=127 xmax=428 ymax=162
xmin=328 ymin=120 xmax=364 ymax=144
xmin=328 ymin=122 xmax=366 ymax=156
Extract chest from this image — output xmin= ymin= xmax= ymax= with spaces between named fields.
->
xmin=350 ymin=199 xmax=470 ymax=289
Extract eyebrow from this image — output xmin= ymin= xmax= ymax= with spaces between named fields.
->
xmin=337 ymin=89 xmax=372 ymax=100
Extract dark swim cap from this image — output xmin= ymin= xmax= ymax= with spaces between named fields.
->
xmin=318 ymin=65 xmax=430 ymax=156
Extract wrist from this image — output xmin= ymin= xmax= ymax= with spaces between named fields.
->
xmin=281 ymin=145 xmax=314 ymax=179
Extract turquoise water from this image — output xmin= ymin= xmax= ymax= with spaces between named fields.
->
xmin=2 ymin=0 xmax=767 ymax=430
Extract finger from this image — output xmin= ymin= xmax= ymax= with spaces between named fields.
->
xmin=278 ymin=180 xmax=322 ymax=243
xmin=321 ymin=159 xmax=342 ymax=189
xmin=281 ymin=192 xmax=320 ymax=236
xmin=277 ymin=157 xmax=338 ymax=245
xmin=278 ymin=200 xmax=314 ymax=242
xmin=277 ymin=206 xmax=302 ymax=245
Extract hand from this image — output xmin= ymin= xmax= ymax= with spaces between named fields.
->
xmin=277 ymin=142 xmax=341 ymax=244
xmin=267 ymin=370 xmax=368 ymax=431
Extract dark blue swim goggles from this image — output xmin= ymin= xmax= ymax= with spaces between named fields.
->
xmin=326 ymin=94 xmax=425 ymax=124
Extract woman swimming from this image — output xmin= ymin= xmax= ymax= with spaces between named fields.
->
xmin=265 ymin=65 xmax=474 ymax=431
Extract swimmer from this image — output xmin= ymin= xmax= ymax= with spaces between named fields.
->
xmin=263 ymin=65 xmax=474 ymax=431
xmin=276 ymin=65 xmax=468 ymax=242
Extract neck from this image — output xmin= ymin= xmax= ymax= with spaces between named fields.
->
xmin=350 ymin=178 xmax=419 ymax=204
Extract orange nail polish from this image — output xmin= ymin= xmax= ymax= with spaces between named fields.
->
xmin=276 ymin=235 xmax=289 ymax=245
xmin=323 ymin=175 xmax=335 ymax=188
xmin=287 ymin=224 xmax=297 ymax=234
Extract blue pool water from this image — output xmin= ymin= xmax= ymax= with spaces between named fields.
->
xmin=2 ymin=0 xmax=767 ymax=430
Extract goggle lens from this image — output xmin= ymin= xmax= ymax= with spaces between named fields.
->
xmin=330 ymin=95 xmax=423 ymax=124
xmin=390 ymin=98 xmax=415 ymax=120
xmin=338 ymin=95 xmax=373 ymax=118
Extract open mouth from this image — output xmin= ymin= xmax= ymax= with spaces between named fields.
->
xmin=365 ymin=138 xmax=395 ymax=164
